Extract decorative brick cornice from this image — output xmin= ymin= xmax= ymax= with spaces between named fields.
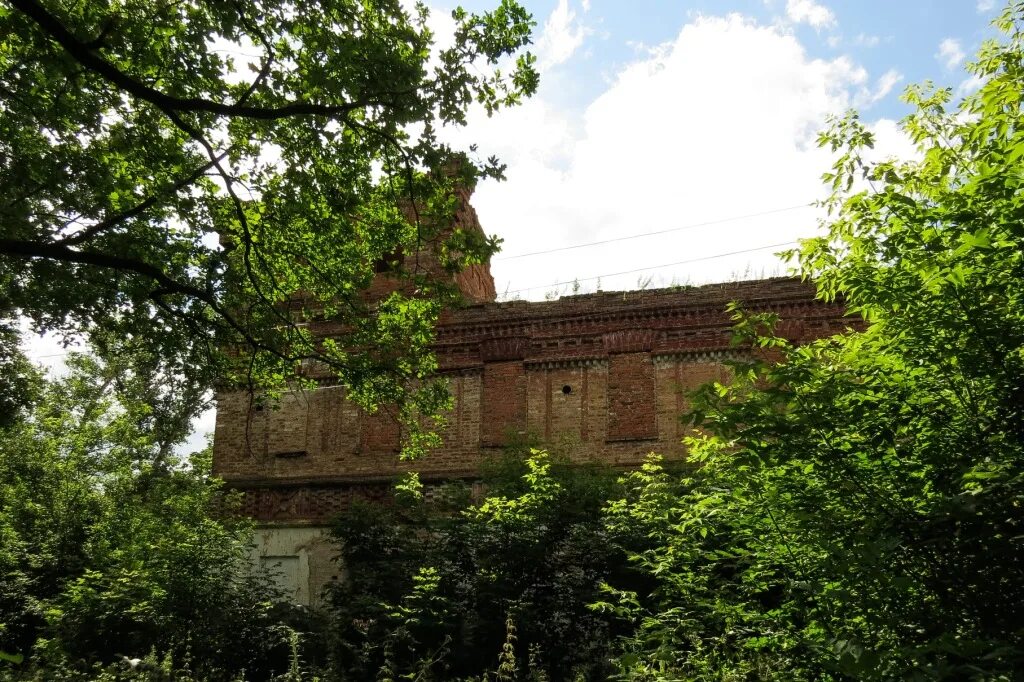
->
xmin=523 ymin=357 xmax=607 ymax=370
xmin=433 ymin=278 xmax=845 ymax=345
xmin=429 ymin=280 xmax=850 ymax=371
xmin=652 ymin=348 xmax=747 ymax=365
xmin=437 ymin=364 xmax=483 ymax=375
xmin=479 ymin=337 xmax=529 ymax=362
xmin=603 ymin=329 xmax=660 ymax=354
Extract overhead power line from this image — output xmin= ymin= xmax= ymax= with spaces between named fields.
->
xmin=494 ymin=203 xmax=813 ymax=261
xmin=502 ymin=240 xmax=799 ymax=296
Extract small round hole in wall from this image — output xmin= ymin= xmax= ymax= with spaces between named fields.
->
xmin=562 ymin=384 xmax=572 ymax=395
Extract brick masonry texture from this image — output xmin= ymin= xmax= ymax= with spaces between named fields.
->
xmin=214 ymin=275 xmax=851 ymax=524
xmin=607 ymin=352 xmax=657 ymax=441
xmin=481 ymin=361 xmax=527 ymax=446
xmin=213 ymin=184 xmax=850 ymax=523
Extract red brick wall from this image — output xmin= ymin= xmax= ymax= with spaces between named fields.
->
xmin=360 ymin=408 xmax=401 ymax=454
xmin=607 ymin=352 xmax=657 ymax=441
xmin=213 ymin=277 xmax=852 ymax=521
xmin=481 ymin=361 xmax=527 ymax=446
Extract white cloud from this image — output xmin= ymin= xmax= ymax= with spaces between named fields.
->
xmin=854 ymin=32 xmax=881 ymax=47
xmin=863 ymin=118 xmax=919 ymax=171
xmin=785 ymin=0 xmax=837 ymax=29
xmin=937 ymin=38 xmax=965 ymax=69
xmin=535 ymin=0 xmax=589 ymax=69
xmin=977 ymin=0 xmax=995 ymax=12
xmin=181 ymin=407 xmax=216 ymax=455
xmin=858 ymin=68 xmax=903 ymax=106
xmin=444 ymin=13 xmax=910 ymax=298
xmin=830 ymin=33 xmax=884 ymax=49
xmin=958 ymin=73 xmax=986 ymax=96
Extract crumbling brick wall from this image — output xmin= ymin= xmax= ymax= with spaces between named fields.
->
xmin=213 ymin=277 xmax=849 ymax=523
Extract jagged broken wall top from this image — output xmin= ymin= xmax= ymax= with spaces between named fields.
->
xmin=365 ymin=183 xmax=497 ymax=304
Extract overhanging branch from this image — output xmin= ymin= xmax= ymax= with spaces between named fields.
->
xmin=10 ymin=0 xmax=393 ymax=121
xmin=59 ymin=152 xmax=227 ymax=245
xmin=0 ymin=237 xmax=300 ymax=363
xmin=1 ymin=237 xmax=209 ymax=297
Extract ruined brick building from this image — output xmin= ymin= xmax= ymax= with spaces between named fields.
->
xmin=211 ymin=187 xmax=849 ymax=604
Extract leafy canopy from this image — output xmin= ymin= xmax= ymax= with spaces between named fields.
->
xmin=0 ymin=347 xmax=302 ymax=680
xmin=601 ymin=4 xmax=1024 ymax=679
xmin=0 ymin=0 xmax=538 ymax=439
xmin=327 ymin=449 xmax=639 ymax=681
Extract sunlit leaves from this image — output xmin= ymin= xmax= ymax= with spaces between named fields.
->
xmin=0 ymin=0 xmax=538 ymax=454
xmin=603 ymin=4 xmax=1024 ymax=678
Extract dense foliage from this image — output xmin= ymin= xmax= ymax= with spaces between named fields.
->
xmin=1 ymin=3 xmax=539 ymax=670
xmin=596 ymin=5 xmax=1024 ymax=679
xmin=326 ymin=450 xmax=652 ymax=681
xmin=0 ymin=348 xmax=299 ymax=680
xmin=0 ymin=0 xmax=538 ymax=453
xmin=4 ymin=3 xmax=1024 ymax=681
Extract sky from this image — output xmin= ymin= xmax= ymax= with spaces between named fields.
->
xmin=20 ymin=0 xmax=1005 ymax=450
xmin=429 ymin=0 xmax=1002 ymax=299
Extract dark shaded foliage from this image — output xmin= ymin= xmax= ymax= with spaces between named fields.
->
xmin=326 ymin=451 xmax=655 ymax=680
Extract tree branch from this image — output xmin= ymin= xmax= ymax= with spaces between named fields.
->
xmin=59 ymin=152 xmax=227 ymax=245
xmin=1 ymin=237 xmax=206 ymax=297
xmin=0 ymin=236 xmax=297 ymax=363
xmin=11 ymin=0 xmax=389 ymax=121
xmin=158 ymin=108 xmax=302 ymax=339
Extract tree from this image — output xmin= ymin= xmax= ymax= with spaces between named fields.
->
xmin=602 ymin=4 xmax=1024 ymax=679
xmin=0 ymin=347 xmax=301 ymax=679
xmin=326 ymin=450 xmax=643 ymax=680
xmin=0 ymin=321 xmax=39 ymax=427
xmin=0 ymin=0 xmax=538 ymax=444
